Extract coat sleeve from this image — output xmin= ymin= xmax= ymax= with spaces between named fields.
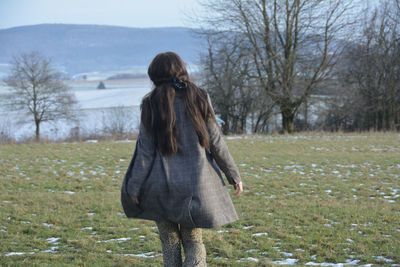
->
xmin=206 ymin=93 xmax=242 ymax=185
xmin=126 ymin=121 xmax=156 ymax=197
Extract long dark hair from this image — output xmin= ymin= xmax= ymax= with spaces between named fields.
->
xmin=141 ymin=51 xmax=217 ymax=156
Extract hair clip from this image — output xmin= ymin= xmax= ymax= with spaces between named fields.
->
xmin=172 ymin=77 xmax=185 ymax=90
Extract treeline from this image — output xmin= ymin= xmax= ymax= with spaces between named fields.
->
xmin=198 ymin=0 xmax=400 ymax=133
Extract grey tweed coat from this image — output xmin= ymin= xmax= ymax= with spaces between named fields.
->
xmin=121 ymin=92 xmax=242 ymax=228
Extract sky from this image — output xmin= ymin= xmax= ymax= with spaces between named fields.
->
xmin=0 ymin=0 xmax=202 ymax=29
xmin=0 ymin=0 xmax=382 ymax=30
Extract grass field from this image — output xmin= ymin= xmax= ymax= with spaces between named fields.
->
xmin=0 ymin=132 xmax=399 ymax=266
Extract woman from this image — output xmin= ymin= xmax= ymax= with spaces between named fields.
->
xmin=121 ymin=52 xmax=243 ymax=267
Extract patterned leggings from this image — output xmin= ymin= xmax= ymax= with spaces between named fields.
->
xmin=156 ymin=220 xmax=207 ymax=267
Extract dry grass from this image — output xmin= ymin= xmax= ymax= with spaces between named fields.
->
xmin=0 ymin=132 xmax=399 ymax=266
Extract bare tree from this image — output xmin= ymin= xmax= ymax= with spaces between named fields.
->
xmin=328 ymin=1 xmax=400 ymax=131
xmin=0 ymin=116 xmax=14 ymax=144
xmin=201 ymin=33 xmax=273 ymax=134
xmin=5 ymin=51 xmax=77 ymax=141
xmin=102 ymin=106 xmax=136 ymax=139
xmin=197 ymin=0 xmax=355 ymax=133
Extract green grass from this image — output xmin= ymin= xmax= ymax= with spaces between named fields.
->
xmin=1 ymin=132 xmax=399 ymax=266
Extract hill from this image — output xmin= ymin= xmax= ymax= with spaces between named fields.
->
xmin=0 ymin=24 xmax=203 ymax=76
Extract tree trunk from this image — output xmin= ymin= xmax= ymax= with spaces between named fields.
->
xmin=35 ymin=120 xmax=40 ymax=142
xmin=254 ymin=114 xmax=262 ymax=133
xmin=251 ymin=112 xmax=255 ymax=133
xmin=221 ymin=114 xmax=229 ymax=135
xmin=241 ymin=117 xmax=246 ymax=133
xmin=304 ymin=98 xmax=308 ymax=131
xmin=281 ymin=109 xmax=295 ymax=133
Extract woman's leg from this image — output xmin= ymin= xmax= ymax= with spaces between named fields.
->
xmin=180 ymin=225 xmax=206 ymax=267
xmin=156 ymin=220 xmax=182 ymax=267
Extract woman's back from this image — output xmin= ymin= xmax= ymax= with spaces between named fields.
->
xmin=122 ymin=90 xmax=241 ymax=228
xmin=121 ymin=51 xmax=242 ymax=228
xmin=121 ymin=51 xmax=243 ymax=266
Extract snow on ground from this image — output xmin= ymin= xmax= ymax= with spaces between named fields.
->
xmin=0 ymin=76 xmax=334 ymax=140
xmin=121 ymin=251 xmax=161 ymax=258
xmin=73 ymin=86 xmax=149 ymax=109
xmin=97 ymin=237 xmax=131 ymax=243
xmin=0 ymin=79 xmax=147 ymax=140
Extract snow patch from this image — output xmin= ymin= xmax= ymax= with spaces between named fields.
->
xmin=252 ymin=232 xmax=268 ymax=237
xmin=272 ymin=258 xmax=298 ymax=265
xmin=4 ymin=252 xmax=35 ymax=256
xmin=122 ymin=251 xmax=160 ymax=258
xmin=98 ymin=237 xmax=131 ymax=243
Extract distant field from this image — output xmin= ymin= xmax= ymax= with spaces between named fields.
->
xmin=0 ymin=133 xmax=399 ymax=266
xmin=0 ymin=78 xmax=149 ymax=140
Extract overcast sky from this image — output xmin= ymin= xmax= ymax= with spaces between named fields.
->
xmin=0 ymin=0 xmax=382 ymax=30
xmin=0 ymin=0 xmax=202 ymax=29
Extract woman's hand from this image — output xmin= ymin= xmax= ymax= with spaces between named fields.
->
xmin=233 ymin=182 xmax=243 ymax=196
xmin=129 ymin=194 xmax=139 ymax=205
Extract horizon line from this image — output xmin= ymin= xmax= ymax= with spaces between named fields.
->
xmin=0 ymin=22 xmax=197 ymax=31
